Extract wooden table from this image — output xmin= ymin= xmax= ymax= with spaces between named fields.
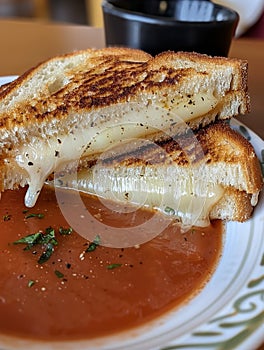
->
xmin=0 ymin=19 xmax=263 ymax=350
xmin=0 ymin=19 xmax=263 ymax=140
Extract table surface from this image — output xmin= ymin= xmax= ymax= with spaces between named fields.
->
xmin=0 ymin=18 xmax=263 ymax=350
xmin=0 ymin=19 xmax=263 ymax=140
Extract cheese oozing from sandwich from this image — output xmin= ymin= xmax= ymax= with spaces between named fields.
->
xmin=15 ymin=93 xmax=217 ymax=208
xmin=48 ymin=166 xmax=225 ymax=227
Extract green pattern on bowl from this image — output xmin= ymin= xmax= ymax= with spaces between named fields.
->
xmin=161 ymin=257 xmax=264 ymax=349
xmin=160 ymin=120 xmax=264 ymax=350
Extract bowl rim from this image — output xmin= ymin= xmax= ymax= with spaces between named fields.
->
xmin=102 ymin=0 xmax=239 ymax=25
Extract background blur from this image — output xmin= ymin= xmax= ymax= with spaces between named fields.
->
xmin=0 ymin=0 xmax=104 ymax=26
xmin=0 ymin=0 xmax=263 ymax=37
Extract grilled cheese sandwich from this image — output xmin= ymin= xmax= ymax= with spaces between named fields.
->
xmin=0 ymin=47 xmax=261 ymax=226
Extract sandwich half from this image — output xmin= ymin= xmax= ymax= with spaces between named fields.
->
xmin=50 ymin=121 xmax=263 ymax=227
xmin=0 ymin=47 xmax=255 ymax=217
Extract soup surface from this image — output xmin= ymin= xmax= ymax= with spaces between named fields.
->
xmin=0 ymin=186 xmax=223 ymax=341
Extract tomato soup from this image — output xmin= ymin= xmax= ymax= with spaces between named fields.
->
xmin=0 ymin=186 xmax=223 ymax=341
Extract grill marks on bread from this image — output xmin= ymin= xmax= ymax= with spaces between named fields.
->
xmin=0 ymin=48 xmax=248 ymax=133
xmin=0 ymin=62 xmax=188 ymax=127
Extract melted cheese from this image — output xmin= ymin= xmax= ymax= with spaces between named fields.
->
xmin=15 ymin=93 xmax=218 ymax=207
xmin=49 ymin=165 xmax=225 ymax=227
xmin=167 ymin=92 xmax=217 ymax=121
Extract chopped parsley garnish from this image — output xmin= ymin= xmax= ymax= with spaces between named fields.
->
xmin=13 ymin=227 xmax=58 ymax=252
xmin=13 ymin=231 xmax=44 ymax=250
xmin=43 ymin=227 xmax=58 ymax=246
xmin=106 ymin=263 xmax=122 ymax=270
xmin=86 ymin=242 xmax=97 ymax=252
xmin=164 ymin=206 xmax=176 ymax=215
xmin=54 ymin=270 xmax=64 ymax=279
xmin=25 ymin=213 xmax=44 ymax=219
xmin=85 ymin=234 xmax=101 ymax=253
xmin=93 ymin=235 xmax=101 ymax=245
xmin=59 ymin=227 xmax=73 ymax=235
xmin=12 ymin=226 xmax=66 ymax=264
xmin=3 ymin=214 xmax=11 ymax=221
xmin=28 ymin=280 xmax=35 ymax=288
xmin=38 ymin=243 xmax=55 ymax=264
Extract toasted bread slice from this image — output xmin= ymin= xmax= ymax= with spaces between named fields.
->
xmin=50 ymin=122 xmax=263 ymax=227
xmin=0 ymin=48 xmax=250 ymax=207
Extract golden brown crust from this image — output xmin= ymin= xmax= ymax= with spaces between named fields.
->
xmin=0 ymin=47 xmax=151 ymax=101
xmin=198 ymin=121 xmax=263 ymax=193
xmin=0 ymin=48 xmax=249 ymax=138
xmin=210 ymin=188 xmax=254 ymax=222
xmin=152 ymin=51 xmax=250 ymax=114
xmin=0 ymin=48 xmax=151 ymax=128
xmin=152 ymin=50 xmax=249 ymax=92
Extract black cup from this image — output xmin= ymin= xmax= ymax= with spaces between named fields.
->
xmin=102 ymin=0 xmax=239 ymax=56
